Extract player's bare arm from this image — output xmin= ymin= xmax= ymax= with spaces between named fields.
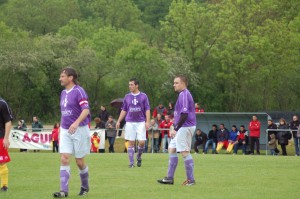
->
xmin=3 ymin=121 xmax=12 ymax=149
xmin=69 ymin=109 xmax=89 ymax=134
xmin=116 ymin=110 xmax=127 ymax=129
xmin=145 ymin=110 xmax=151 ymax=130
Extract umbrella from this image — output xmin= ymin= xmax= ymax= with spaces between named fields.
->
xmin=110 ymin=98 xmax=124 ymax=108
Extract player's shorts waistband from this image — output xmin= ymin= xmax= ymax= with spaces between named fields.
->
xmin=61 ymin=125 xmax=89 ymax=131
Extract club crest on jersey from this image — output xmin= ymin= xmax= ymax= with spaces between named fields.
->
xmin=62 ymin=96 xmax=68 ymax=107
xmin=132 ymin=98 xmax=138 ymax=105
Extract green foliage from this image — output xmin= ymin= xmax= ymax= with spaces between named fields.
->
xmin=0 ymin=0 xmax=300 ymax=122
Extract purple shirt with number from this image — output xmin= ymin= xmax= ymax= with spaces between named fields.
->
xmin=60 ymin=85 xmax=91 ymax=129
xmin=121 ymin=92 xmax=150 ymax=122
xmin=174 ymin=89 xmax=196 ymax=127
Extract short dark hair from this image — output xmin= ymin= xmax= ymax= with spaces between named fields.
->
xmin=61 ymin=67 xmax=78 ymax=84
xmin=232 ymin=125 xmax=237 ymax=128
xmin=129 ymin=78 xmax=139 ymax=86
xmin=212 ymin=124 xmax=217 ymax=128
xmin=240 ymin=125 xmax=245 ymax=128
xmin=220 ymin=123 xmax=224 ymax=126
xmin=175 ymin=75 xmax=188 ymax=86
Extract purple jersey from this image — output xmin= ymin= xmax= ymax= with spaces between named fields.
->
xmin=60 ymin=85 xmax=91 ymax=129
xmin=121 ymin=92 xmax=150 ymax=122
xmin=174 ymin=89 xmax=196 ymax=127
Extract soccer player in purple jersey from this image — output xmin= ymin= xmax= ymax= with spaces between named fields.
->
xmin=53 ymin=67 xmax=91 ymax=198
xmin=157 ymin=75 xmax=197 ymax=186
xmin=116 ymin=78 xmax=151 ymax=168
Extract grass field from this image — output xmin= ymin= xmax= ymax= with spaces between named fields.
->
xmin=1 ymin=149 xmax=300 ymax=199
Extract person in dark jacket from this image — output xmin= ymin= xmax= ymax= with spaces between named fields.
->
xmin=94 ymin=117 xmax=105 ymax=129
xmin=204 ymin=124 xmax=218 ymax=154
xmin=14 ymin=120 xmax=27 ymax=152
xmin=105 ymin=116 xmax=117 ymax=153
xmin=194 ymin=129 xmax=207 ymax=154
xmin=289 ymin=115 xmax=300 ymax=156
xmin=216 ymin=124 xmax=229 ymax=153
xmin=234 ymin=125 xmax=248 ymax=155
xmin=277 ymin=118 xmax=291 ymax=156
xmin=166 ymin=102 xmax=174 ymax=119
xmin=267 ymin=119 xmax=278 ymax=141
xmin=98 ymin=105 xmax=109 ymax=123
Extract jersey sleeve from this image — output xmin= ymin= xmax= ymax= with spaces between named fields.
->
xmin=179 ymin=92 xmax=190 ymax=114
xmin=121 ymin=97 xmax=128 ymax=112
xmin=77 ymin=88 xmax=89 ymax=110
xmin=0 ymin=101 xmax=13 ymax=123
xmin=144 ymin=94 xmax=151 ymax=111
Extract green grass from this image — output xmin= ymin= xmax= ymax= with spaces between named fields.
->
xmin=2 ymin=151 xmax=300 ymax=199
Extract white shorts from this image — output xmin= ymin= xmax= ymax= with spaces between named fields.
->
xmin=59 ymin=125 xmax=91 ymax=158
xmin=169 ymin=126 xmax=196 ymax=152
xmin=124 ymin=122 xmax=146 ymax=141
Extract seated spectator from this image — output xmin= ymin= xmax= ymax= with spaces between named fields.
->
xmin=216 ymin=124 xmax=229 ymax=153
xmin=195 ymin=102 xmax=204 ymax=113
xmin=148 ymin=119 xmax=159 ymax=153
xmin=105 ymin=116 xmax=117 ymax=153
xmin=52 ymin=123 xmax=60 ymax=153
xmin=268 ymin=133 xmax=277 ymax=155
xmin=14 ymin=120 xmax=27 ymax=152
xmin=91 ymin=132 xmax=100 ymax=153
xmin=95 ymin=117 xmax=105 ymax=129
xmin=194 ymin=129 xmax=207 ymax=154
xmin=159 ymin=115 xmax=173 ymax=153
xmin=153 ymin=103 xmax=167 ymax=119
xmin=234 ymin=125 xmax=248 ymax=155
xmin=205 ymin=124 xmax=218 ymax=154
xmin=289 ymin=115 xmax=300 ymax=156
xmin=277 ymin=118 xmax=291 ymax=156
xmin=227 ymin=125 xmax=238 ymax=153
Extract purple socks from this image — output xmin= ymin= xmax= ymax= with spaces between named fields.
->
xmin=60 ymin=166 xmax=70 ymax=193
xmin=128 ymin=146 xmax=135 ymax=165
xmin=79 ymin=166 xmax=89 ymax=189
xmin=137 ymin=146 xmax=144 ymax=160
xmin=184 ymin=154 xmax=195 ymax=181
xmin=167 ymin=153 xmax=178 ymax=179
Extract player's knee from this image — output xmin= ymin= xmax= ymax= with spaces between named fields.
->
xmin=60 ymin=154 xmax=70 ymax=165
xmin=75 ymin=158 xmax=85 ymax=169
xmin=180 ymin=151 xmax=189 ymax=158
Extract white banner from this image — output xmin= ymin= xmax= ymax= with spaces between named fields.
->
xmin=9 ymin=129 xmax=107 ymax=150
xmin=9 ymin=130 xmax=52 ymax=150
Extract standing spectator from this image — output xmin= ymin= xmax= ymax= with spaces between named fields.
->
xmin=105 ymin=116 xmax=117 ymax=153
xmin=204 ymin=124 xmax=218 ymax=154
xmin=32 ymin=116 xmax=43 ymax=152
xmin=148 ymin=119 xmax=159 ymax=153
xmin=156 ymin=113 xmax=163 ymax=150
xmin=0 ymin=97 xmax=13 ymax=192
xmin=91 ymin=132 xmax=100 ymax=153
xmin=267 ymin=119 xmax=278 ymax=141
xmin=14 ymin=120 xmax=27 ymax=152
xmin=195 ymin=103 xmax=204 ymax=113
xmin=289 ymin=115 xmax=300 ymax=156
xmin=52 ymin=123 xmax=60 ymax=153
xmin=32 ymin=116 xmax=43 ymax=132
xmin=249 ymin=115 xmax=261 ymax=155
xmin=152 ymin=103 xmax=167 ymax=119
xmin=98 ymin=105 xmax=109 ymax=123
xmin=268 ymin=134 xmax=277 ymax=156
xmin=277 ymin=118 xmax=291 ymax=156
xmin=167 ymin=102 xmax=174 ymax=119
xmin=94 ymin=117 xmax=105 ymax=129
xmin=234 ymin=125 xmax=248 ymax=155
xmin=159 ymin=115 xmax=173 ymax=153
xmin=194 ymin=129 xmax=207 ymax=154
xmin=216 ymin=124 xmax=229 ymax=153
xmin=227 ymin=125 xmax=238 ymax=154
